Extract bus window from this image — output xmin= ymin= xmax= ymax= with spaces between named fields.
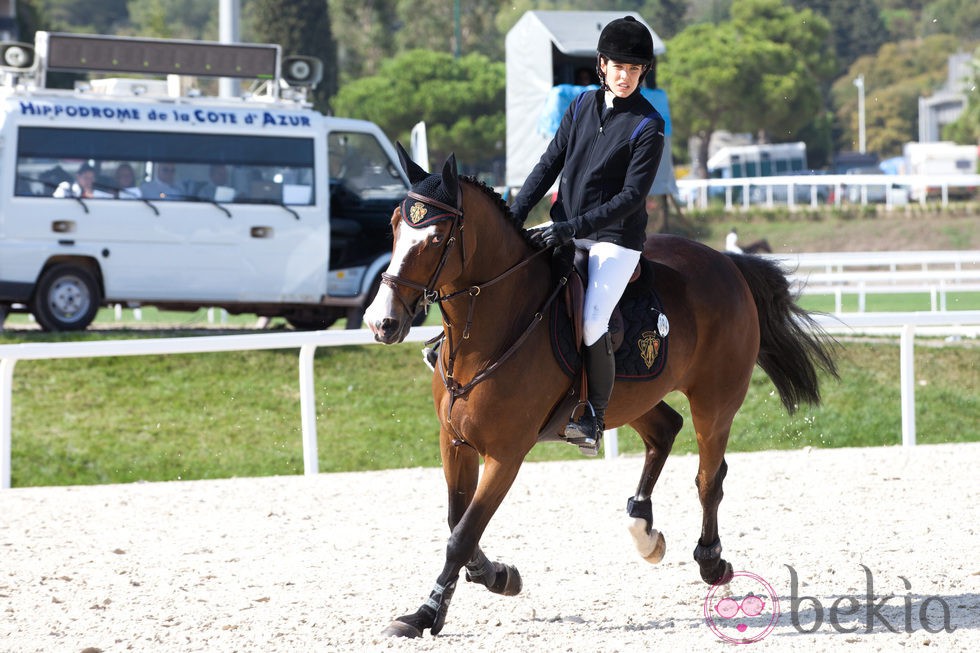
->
xmin=760 ymin=152 xmax=772 ymax=176
xmin=14 ymin=127 xmax=316 ymax=205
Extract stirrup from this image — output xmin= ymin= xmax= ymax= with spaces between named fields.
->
xmin=564 ymin=404 xmax=602 ymax=457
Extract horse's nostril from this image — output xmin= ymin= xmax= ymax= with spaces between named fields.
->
xmin=381 ymin=317 xmax=400 ymax=335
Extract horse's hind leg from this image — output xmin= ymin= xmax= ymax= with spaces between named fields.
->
xmin=688 ymin=397 xmax=736 ymax=586
xmin=627 ymin=401 xmax=684 ymax=563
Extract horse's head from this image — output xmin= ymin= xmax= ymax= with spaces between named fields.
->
xmin=365 ymin=144 xmax=464 ymax=343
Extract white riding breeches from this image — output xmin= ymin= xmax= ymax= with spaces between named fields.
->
xmin=582 ymin=241 xmax=642 ymax=346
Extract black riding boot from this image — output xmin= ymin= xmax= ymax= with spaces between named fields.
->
xmin=565 ymin=332 xmax=614 ymax=456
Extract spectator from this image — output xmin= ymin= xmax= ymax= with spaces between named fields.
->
xmin=53 ymin=162 xmax=96 ymax=198
xmin=196 ymin=164 xmax=233 ymax=201
xmin=725 ymin=228 xmax=743 ymax=253
xmin=114 ymin=163 xmax=141 ymax=199
xmin=140 ymin=162 xmax=183 ymax=200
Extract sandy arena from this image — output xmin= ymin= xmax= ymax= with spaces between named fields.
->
xmin=2 ymin=442 xmax=978 ymax=652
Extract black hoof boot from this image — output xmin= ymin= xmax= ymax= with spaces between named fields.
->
xmin=693 ymin=538 xmax=734 ymax=585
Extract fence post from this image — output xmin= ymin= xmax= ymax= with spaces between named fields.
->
xmin=1 ymin=358 xmax=17 ymax=489
xmin=298 ymin=344 xmax=319 ymax=476
xmin=900 ymin=325 xmax=916 ymax=447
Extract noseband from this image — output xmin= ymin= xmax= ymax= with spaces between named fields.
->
xmin=380 ymin=188 xmax=466 ymax=319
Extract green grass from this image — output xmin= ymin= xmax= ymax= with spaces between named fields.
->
xmin=3 ymin=332 xmax=977 ymax=488
xmin=3 ymin=208 xmax=977 ymax=487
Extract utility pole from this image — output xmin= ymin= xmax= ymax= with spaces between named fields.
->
xmin=219 ymin=0 xmax=241 ymax=98
xmin=853 ymin=75 xmax=866 ymax=154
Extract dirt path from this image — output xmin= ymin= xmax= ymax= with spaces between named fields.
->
xmin=2 ymin=443 xmax=978 ymax=652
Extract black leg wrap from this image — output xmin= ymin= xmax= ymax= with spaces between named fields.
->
xmin=627 ymin=496 xmax=653 ymax=523
xmin=426 ymin=579 xmax=457 ymax=636
xmin=465 ymin=556 xmax=522 ymax=596
xmin=465 ymin=553 xmax=497 ymax=586
xmin=693 ymin=538 xmax=733 ymax=585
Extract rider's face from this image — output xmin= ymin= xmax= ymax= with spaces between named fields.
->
xmin=600 ymin=58 xmax=645 ymax=99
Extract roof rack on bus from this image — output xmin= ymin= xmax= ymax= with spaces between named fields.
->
xmin=0 ymin=32 xmax=322 ymax=103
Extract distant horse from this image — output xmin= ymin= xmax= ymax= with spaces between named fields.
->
xmin=743 ymin=238 xmax=773 ymax=254
xmin=364 ymin=149 xmax=837 ymax=638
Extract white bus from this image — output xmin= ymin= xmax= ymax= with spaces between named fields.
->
xmin=707 ymin=141 xmax=807 ymax=179
xmin=0 ymin=33 xmax=409 ymax=331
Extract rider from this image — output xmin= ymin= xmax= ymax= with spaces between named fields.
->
xmin=511 ymin=16 xmax=665 ymax=455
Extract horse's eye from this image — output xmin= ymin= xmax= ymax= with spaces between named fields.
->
xmin=431 ymin=234 xmax=443 ymax=245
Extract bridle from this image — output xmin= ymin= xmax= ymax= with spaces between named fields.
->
xmin=380 ymin=188 xmax=466 ymax=319
xmin=379 ymin=183 xmax=566 ymax=423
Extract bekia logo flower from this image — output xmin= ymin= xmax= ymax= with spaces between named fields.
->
xmin=704 ymin=571 xmax=780 ymax=643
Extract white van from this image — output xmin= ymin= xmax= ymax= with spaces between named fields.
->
xmin=0 ymin=32 xmax=409 ymax=331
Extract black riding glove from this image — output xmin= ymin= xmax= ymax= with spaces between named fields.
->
xmin=528 ymin=222 xmax=576 ymax=249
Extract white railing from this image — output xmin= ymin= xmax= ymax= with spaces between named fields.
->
xmin=762 ymin=251 xmax=980 ymax=313
xmin=2 ymin=313 xmax=979 ymax=488
xmin=677 ymin=173 xmax=980 ymax=211
xmin=764 ymin=250 xmax=979 ymax=273
xmin=0 ymin=326 xmax=442 ymax=490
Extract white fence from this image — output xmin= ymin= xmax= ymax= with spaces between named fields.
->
xmin=677 ymin=173 xmax=980 ymax=211
xmin=2 ymin=313 xmax=979 ymax=489
xmin=763 ymin=250 xmax=980 ymax=313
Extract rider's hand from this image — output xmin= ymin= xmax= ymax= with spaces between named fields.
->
xmin=532 ymin=222 xmax=576 ymax=249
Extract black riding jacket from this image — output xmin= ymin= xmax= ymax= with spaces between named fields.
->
xmin=512 ymin=88 xmax=665 ymax=251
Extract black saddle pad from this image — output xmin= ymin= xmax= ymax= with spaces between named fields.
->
xmin=549 ymin=283 xmax=669 ymax=381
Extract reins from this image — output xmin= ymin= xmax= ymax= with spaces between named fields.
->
xmin=381 ymin=184 xmax=565 ymax=422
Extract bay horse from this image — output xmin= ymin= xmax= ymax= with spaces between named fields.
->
xmin=364 ymin=149 xmax=837 ymax=638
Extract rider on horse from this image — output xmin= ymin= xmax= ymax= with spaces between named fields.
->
xmin=512 ymin=16 xmax=666 ymax=455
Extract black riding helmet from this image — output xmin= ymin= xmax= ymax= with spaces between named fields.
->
xmin=597 ymin=16 xmax=654 ymax=65
xmin=596 ymin=16 xmax=654 ymax=88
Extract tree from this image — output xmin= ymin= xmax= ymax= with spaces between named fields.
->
xmin=36 ymin=0 xmax=130 ymax=34
xmin=786 ymin=0 xmax=887 ymax=75
xmin=941 ymin=46 xmax=980 ymax=144
xmin=660 ymin=0 xmax=833 ymax=177
xmin=250 ymin=0 xmax=338 ymax=111
xmin=921 ymin=0 xmax=980 ymax=40
xmin=331 ymin=50 xmax=504 ymax=173
xmin=326 ymin=0 xmax=399 ymax=81
xmin=125 ymin=0 xmax=213 ymax=39
xmin=831 ymin=34 xmax=963 ymax=157
xmin=731 ymin=0 xmax=835 ymax=142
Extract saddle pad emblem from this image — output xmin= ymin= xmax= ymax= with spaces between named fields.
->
xmin=409 ymin=201 xmax=428 ymax=224
xmin=638 ymin=330 xmax=661 ymax=369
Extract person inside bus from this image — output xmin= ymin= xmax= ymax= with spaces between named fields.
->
xmin=196 ymin=164 xmax=234 ymax=202
xmin=52 ymin=162 xmax=96 ymax=199
xmin=141 ymin=162 xmax=184 ymax=200
xmin=114 ymin=163 xmax=141 ymax=199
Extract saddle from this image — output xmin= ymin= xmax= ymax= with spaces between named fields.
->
xmin=536 ymin=245 xmax=670 ymax=443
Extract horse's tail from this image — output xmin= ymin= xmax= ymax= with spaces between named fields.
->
xmin=727 ymin=253 xmax=839 ymax=413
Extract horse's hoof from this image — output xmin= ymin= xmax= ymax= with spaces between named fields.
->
xmin=497 ymin=563 xmax=522 ymax=596
xmin=382 ymin=620 xmax=422 ymax=638
xmin=628 ymin=518 xmax=666 ymax=563
xmin=699 ymin=558 xmax=734 ymax=586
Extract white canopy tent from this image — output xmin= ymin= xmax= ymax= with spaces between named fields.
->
xmin=505 ymin=11 xmax=674 ymax=195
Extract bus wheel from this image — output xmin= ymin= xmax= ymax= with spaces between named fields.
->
xmin=32 ymin=263 xmax=101 ymax=331
xmin=286 ymin=310 xmax=339 ymax=331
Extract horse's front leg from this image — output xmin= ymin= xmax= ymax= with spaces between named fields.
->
xmin=626 ymin=401 xmax=683 ymax=563
xmin=383 ymin=437 xmax=525 ymax=638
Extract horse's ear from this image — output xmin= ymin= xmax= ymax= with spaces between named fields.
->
xmin=396 ymin=141 xmax=429 ymax=185
xmin=441 ymin=153 xmax=459 ymax=204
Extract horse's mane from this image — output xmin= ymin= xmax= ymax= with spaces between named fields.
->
xmin=460 ymin=175 xmax=524 ymax=235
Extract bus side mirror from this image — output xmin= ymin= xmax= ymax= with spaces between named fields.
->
xmin=0 ymin=42 xmax=36 ymax=71
xmin=282 ymin=56 xmax=323 ymax=88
